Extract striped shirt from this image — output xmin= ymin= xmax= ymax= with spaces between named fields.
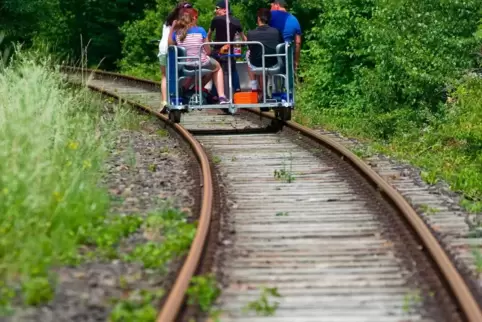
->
xmin=172 ymin=26 xmax=209 ymax=65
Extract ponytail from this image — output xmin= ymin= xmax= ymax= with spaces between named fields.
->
xmin=176 ymin=8 xmax=198 ymax=42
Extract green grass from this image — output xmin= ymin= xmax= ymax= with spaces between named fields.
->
xmin=120 ymin=64 xmax=161 ymax=82
xmin=212 ymin=155 xmax=222 ymax=164
xmin=124 ymin=209 xmax=197 ymax=273
xmin=186 ymin=274 xmax=220 ymax=313
xmin=0 ymin=52 xmax=199 ymax=316
xmin=79 ymin=214 xmax=144 ymax=261
xmin=275 ymin=212 xmax=289 ymax=217
xmin=110 ymin=289 xmax=165 ymax=322
xmin=243 ymin=287 xmax=282 ymax=316
xmin=105 ymin=209 xmax=196 ymax=321
xmin=0 ymin=52 xmax=146 ymax=313
xmin=295 ymin=76 xmax=482 ymax=214
xmin=402 ymin=290 xmax=422 ymax=314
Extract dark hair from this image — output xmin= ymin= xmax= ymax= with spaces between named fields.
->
xmin=270 ymin=0 xmax=287 ymax=7
xmin=165 ymin=2 xmax=193 ymax=26
xmin=257 ymin=8 xmax=271 ymax=24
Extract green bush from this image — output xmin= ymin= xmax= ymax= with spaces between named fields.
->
xmin=388 ymin=76 xmax=482 ymax=204
xmin=119 ymin=9 xmax=165 ymax=81
xmin=1 ymin=0 xmax=157 ymax=70
xmin=293 ymin=1 xmax=482 ymax=208
xmin=299 ymin=0 xmax=482 ymax=139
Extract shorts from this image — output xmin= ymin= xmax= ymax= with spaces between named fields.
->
xmin=246 ymin=50 xmax=276 ymax=70
xmin=185 ymin=57 xmax=218 ymax=71
xmin=158 ymin=54 xmax=167 ymax=67
xmin=202 ymin=57 xmax=218 ymax=71
xmin=246 ymin=50 xmax=256 ymax=70
xmin=248 ymin=62 xmax=277 ymax=71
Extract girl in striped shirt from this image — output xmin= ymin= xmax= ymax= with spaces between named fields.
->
xmin=169 ymin=8 xmax=229 ymax=104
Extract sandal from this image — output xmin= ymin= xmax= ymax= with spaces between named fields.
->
xmin=160 ymin=101 xmax=168 ymax=114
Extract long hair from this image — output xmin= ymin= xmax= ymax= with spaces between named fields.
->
xmin=165 ymin=2 xmax=193 ymax=26
xmin=176 ymin=8 xmax=198 ymax=41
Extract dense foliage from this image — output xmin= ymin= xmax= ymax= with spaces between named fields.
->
xmin=1 ymin=0 xmax=156 ymax=69
xmin=299 ymin=0 xmax=482 ymax=139
xmin=292 ymin=0 xmax=482 ymax=209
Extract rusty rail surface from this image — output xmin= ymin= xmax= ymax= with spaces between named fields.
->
xmin=62 ymin=67 xmax=482 ymax=322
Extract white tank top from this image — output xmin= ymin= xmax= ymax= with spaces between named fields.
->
xmin=158 ymin=23 xmax=171 ymax=56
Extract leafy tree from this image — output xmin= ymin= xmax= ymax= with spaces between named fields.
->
xmin=0 ymin=0 xmax=58 ymax=45
xmin=1 ymin=0 xmax=157 ymax=69
xmin=49 ymin=0 xmax=157 ymax=69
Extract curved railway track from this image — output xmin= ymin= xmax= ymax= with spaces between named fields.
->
xmin=62 ymin=67 xmax=482 ymax=322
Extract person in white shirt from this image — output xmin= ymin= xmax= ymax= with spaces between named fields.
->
xmin=158 ymin=2 xmax=193 ymax=113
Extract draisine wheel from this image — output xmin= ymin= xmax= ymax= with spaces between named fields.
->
xmin=168 ymin=110 xmax=181 ymax=123
xmin=278 ymin=107 xmax=292 ymax=121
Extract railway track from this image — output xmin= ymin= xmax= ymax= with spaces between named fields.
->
xmin=62 ymin=67 xmax=482 ymax=322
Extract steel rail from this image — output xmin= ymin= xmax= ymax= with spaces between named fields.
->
xmin=61 ymin=67 xmax=213 ymax=322
xmin=62 ymin=67 xmax=482 ymax=322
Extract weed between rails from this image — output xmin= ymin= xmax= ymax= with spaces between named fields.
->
xmin=402 ymin=290 xmax=423 ymax=314
xmin=273 ymin=153 xmax=295 ymax=183
xmin=243 ymin=287 xmax=282 ymax=316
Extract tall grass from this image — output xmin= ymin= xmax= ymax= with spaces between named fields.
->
xmin=0 ymin=52 xmax=133 ymax=310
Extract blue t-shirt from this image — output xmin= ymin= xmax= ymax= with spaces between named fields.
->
xmin=171 ymin=26 xmax=207 ymax=42
xmin=269 ymin=10 xmax=301 ymax=43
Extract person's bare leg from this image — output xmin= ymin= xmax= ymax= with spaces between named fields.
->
xmin=160 ymin=66 xmax=167 ymax=112
xmin=160 ymin=66 xmax=167 ymax=102
xmin=257 ymin=75 xmax=264 ymax=100
xmin=202 ymin=74 xmax=212 ymax=88
xmin=182 ymin=77 xmax=194 ymax=90
xmin=211 ymin=60 xmax=225 ymax=98
xmin=248 ymin=67 xmax=255 ymax=81
xmin=248 ymin=67 xmax=259 ymax=92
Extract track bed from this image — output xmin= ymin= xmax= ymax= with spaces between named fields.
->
xmin=63 ymin=68 xmax=481 ymax=322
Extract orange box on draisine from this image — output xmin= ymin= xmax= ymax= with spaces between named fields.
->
xmin=233 ymin=91 xmax=258 ymax=104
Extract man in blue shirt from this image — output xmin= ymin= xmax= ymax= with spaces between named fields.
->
xmin=269 ymin=0 xmax=301 ymax=72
